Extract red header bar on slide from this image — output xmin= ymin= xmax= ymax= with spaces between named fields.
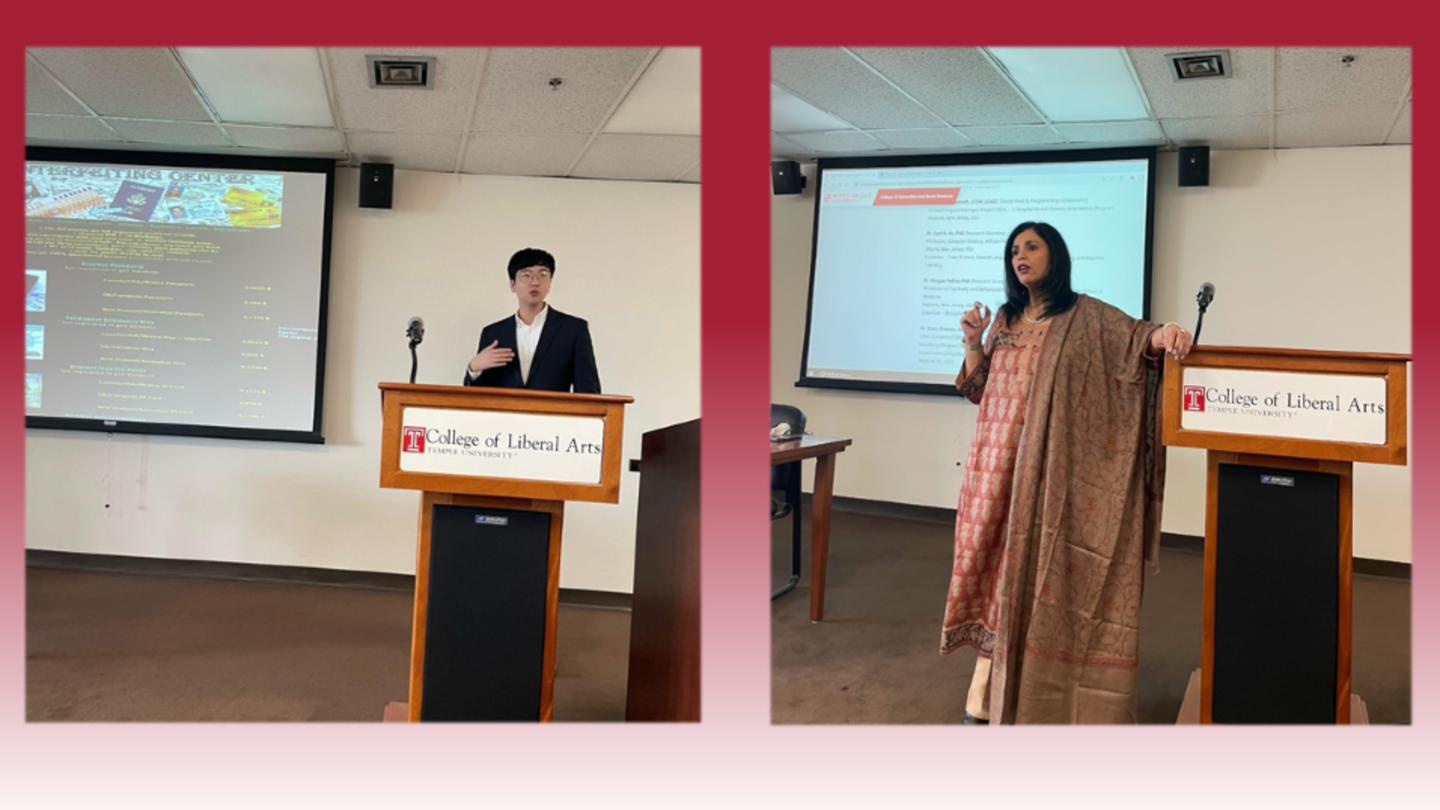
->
xmin=873 ymin=187 xmax=960 ymax=206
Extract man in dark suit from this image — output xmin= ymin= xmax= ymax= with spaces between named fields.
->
xmin=462 ymin=248 xmax=601 ymax=394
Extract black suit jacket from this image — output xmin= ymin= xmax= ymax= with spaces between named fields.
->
xmin=462 ymin=307 xmax=601 ymax=394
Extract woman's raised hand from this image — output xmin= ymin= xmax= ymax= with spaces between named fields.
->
xmin=961 ymin=301 xmax=992 ymax=346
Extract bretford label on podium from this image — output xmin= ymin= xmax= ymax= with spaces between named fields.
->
xmin=399 ymin=406 xmax=605 ymax=483
xmin=1181 ymin=367 xmax=1387 ymax=445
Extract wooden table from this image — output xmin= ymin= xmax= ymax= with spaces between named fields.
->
xmin=770 ymin=435 xmax=852 ymax=622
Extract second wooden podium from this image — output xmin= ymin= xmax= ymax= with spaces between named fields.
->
xmin=378 ymin=383 xmax=631 ymax=722
xmin=1163 ymin=346 xmax=1407 ymax=724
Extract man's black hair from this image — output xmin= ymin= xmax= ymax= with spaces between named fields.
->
xmin=507 ymin=248 xmax=556 ymax=281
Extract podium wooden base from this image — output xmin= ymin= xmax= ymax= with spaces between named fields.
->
xmin=408 ymin=493 xmax=562 ymax=722
xmin=378 ymin=384 xmax=633 ymax=722
xmin=1176 ymin=669 xmax=1368 ymax=725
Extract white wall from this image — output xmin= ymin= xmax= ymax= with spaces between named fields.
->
xmin=772 ymin=146 xmax=1411 ymax=562
xmin=25 ymin=169 xmax=701 ymax=593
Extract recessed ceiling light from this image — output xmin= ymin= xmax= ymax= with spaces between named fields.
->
xmin=176 ymin=48 xmax=335 ymax=127
xmin=987 ymin=48 xmax=1151 ymax=123
xmin=366 ymin=55 xmax=436 ymax=89
xmin=1167 ymin=50 xmax=1232 ymax=81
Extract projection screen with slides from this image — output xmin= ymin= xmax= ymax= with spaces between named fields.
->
xmin=24 ymin=147 xmax=335 ymax=443
xmin=798 ymin=147 xmax=1157 ymax=396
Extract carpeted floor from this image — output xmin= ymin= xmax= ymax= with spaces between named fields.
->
xmin=28 ymin=515 xmax=1410 ymax=726
xmin=772 ymin=507 xmax=1411 ymax=724
xmin=26 ymin=566 xmax=630 ymax=722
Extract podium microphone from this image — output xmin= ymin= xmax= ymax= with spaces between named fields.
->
xmin=1194 ymin=283 xmax=1215 ymax=345
xmin=406 ymin=316 xmax=425 ymax=384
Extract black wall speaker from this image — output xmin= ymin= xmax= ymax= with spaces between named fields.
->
xmin=1178 ymin=146 xmax=1210 ymax=187
xmin=359 ymin=162 xmax=395 ymax=209
xmin=771 ymin=160 xmax=806 ymax=195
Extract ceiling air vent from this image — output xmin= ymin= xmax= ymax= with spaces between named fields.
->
xmin=1166 ymin=50 xmax=1232 ymax=82
xmin=366 ymin=55 xmax=437 ymax=89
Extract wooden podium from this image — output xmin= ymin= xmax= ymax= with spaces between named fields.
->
xmin=1162 ymin=346 xmax=1408 ymax=724
xmin=378 ymin=383 xmax=631 ymax=722
xmin=625 ymin=418 xmax=701 ymax=722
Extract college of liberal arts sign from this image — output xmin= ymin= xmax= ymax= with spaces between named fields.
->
xmin=1181 ymin=367 xmax=1388 ymax=446
xmin=398 ymin=406 xmax=605 ymax=484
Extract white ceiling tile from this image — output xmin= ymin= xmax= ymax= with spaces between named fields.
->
xmin=602 ymin=47 xmax=699 ymax=136
xmin=26 ymin=58 xmax=89 ymax=115
xmin=679 ymin=163 xmax=700 ymax=183
xmin=987 ymin=48 xmax=1149 ymax=122
xmin=953 ymin=125 xmax=1064 ymax=147
xmin=1128 ymin=47 xmax=1273 ymax=118
xmin=771 ymin=85 xmax=851 ymax=133
xmin=1387 ymin=103 xmax=1411 ymax=144
xmin=105 ymin=118 xmax=232 ymax=147
xmin=1275 ymin=48 xmax=1410 ymax=112
xmin=472 ymin=48 xmax=653 ymax=135
xmin=226 ymin=125 xmax=344 ymax=153
xmin=865 ymin=128 xmax=973 ymax=149
xmin=26 ymin=114 xmax=121 ymax=143
xmin=1053 ymin=120 xmax=1164 ymax=143
xmin=768 ymin=46 xmax=1413 ymax=157
xmin=28 ymin=48 xmax=213 ymax=122
xmin=1276 ymin=106 xmax=1395 ymax=148
xmin=772 ymin=48 xmax=942 ymax=130
xmin=461 ymin=134 xmax=589 ymax=177
xmin=848 ymin=48 xmax=1041 ymax=126
xmin=570 ymin=135 xmax=699 ymax=181
xmin=772 ymin=133 xmax=809 ymax=159
xmin=178 ymin=48 xmax=334 ymax=127
xmin=328 ymin=47 xmax=485 ymax=134
xmin=345 ymin=131 xmax=463 ymax=172
xmin=1160 ymin=115 xmax=1271 ymax=150
xmin=784 ymin=131 xmax=885 ymax=153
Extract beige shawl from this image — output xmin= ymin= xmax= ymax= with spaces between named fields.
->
xmin=962 ymin=294 xmax=1166 ymax=723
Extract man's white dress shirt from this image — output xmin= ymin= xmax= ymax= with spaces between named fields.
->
xmin=514 ymin=305 xmax=547 ymax=385
xmin=466 ymin=305 xmax=547 ymax=384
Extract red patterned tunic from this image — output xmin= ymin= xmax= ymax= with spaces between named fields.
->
xmin=940 ymin=316 xmax=1050 ymax=656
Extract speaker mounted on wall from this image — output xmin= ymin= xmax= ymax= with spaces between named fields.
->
xmin=771 ymin=160 xmax=806 ymax=195
xmin=359 ymin=162 xmax=395 ymax=209
xmin=1179 ymin=146 xmax=1210 ymax=187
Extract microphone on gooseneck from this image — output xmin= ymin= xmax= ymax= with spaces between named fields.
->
xmin=406 ymin=316 xmax=425 ymax=384
xmin=1194 ymin=283 xmax=1215 ymax=345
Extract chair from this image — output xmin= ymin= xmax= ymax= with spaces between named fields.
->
xmin=771 ymin=404 xmax=805 ymax=600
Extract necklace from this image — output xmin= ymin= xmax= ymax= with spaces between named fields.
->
xmin=1022 ymin=309 xmax=1047 ymax=324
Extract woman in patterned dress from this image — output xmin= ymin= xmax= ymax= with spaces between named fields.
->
xmin=940 ymin=222 xmax=1193 ymax=724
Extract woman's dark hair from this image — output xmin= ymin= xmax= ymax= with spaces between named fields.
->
xmin=507 ymin=247 xmax=556 ymax=280
xmin=999 ymin=221 xmax=1077 ymax=325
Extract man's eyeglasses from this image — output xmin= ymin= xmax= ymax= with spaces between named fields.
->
xmin=516 ymin=269 xmax=552 ymax=282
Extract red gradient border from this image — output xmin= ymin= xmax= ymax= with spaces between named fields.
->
xmin=5 ymin=4 xmax=1435 ymax=804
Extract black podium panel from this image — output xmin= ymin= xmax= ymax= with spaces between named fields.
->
xmin=1213 ymin=463 xmax=1339 ymax=724
xmin=421 ymin=504 xmax=551 ymax=721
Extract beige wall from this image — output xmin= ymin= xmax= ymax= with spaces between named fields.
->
xmin=772 ymin=146 xmax=1411 ymax=562
xmin=25 ymin=168 xmax=701 ymax=593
